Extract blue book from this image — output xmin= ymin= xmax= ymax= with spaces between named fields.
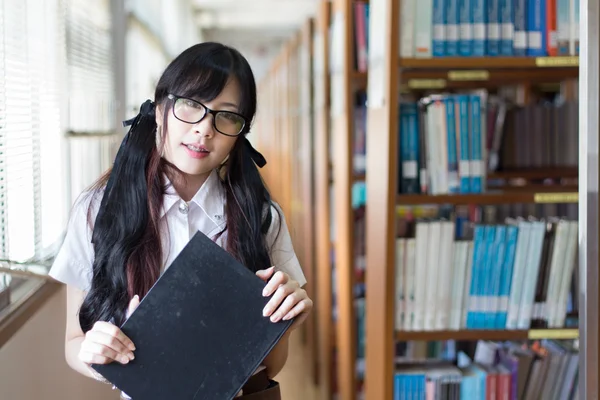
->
xmin=469 ymin=95 xmax=484 ymax=193
xmin=488 ymin=226 xmax=506 ymax=328
xmin=446 ymin=0 xmax=460 ymax=55
xmin=514 ymin=0 xmax=528 ymax=55
xmin=467 ymin=226 xmax=486 ymax=329
xmin=445 ymin=96 xmax=460 ymax=193
xmin=497 ymin=225 xmax=518 ymax=328
xmin=459 ymin=0 xmax=474 ymax=55
xmin=526 ymin=0 xmax=547 ymax=56
xmin=481 ymin=226 xmax=496 ymax=328
xmin=456 ymin=95 xmax=471 ymax=193
xmin=487 ymin=0 xmax=501 ymax=55
xmin=399 ymin=103 xmax=420 ymax=194
xmin=499 ymin=0 xmax=515 ymax=55
xmin=473 ymin=0 xmax=488 ymax=55
xmin=433 ymin=0 xmax=447 ymax=56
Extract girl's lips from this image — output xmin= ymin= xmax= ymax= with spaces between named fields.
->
xmin=182 ymin=143 xmax=210 ymax=159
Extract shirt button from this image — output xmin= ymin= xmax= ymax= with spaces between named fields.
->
xmin=178 ymin=201 xmax=189 ymax=215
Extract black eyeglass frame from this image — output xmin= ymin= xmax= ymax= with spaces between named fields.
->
xmin=167 ymin=93 xmax=248 ymax=137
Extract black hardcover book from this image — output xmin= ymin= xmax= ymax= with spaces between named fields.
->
xmin=92 ymin=230 xmax=293 ymax=399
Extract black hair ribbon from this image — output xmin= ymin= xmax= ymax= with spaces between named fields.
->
xmin=243 ymin=137 xmax=267 ymax=168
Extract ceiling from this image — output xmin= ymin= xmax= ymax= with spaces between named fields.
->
xmin=193 ymin=0 xmax=319 ymax=31
xmin=192 ymin=0 xmax=320 ymax=79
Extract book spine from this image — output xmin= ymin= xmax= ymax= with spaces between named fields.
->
xmin=514 ymin=0 xmax=528 ymax=55
xmin=473 ymin=0 xmax=488 ymax=56
xmin=433 ymin=0 xmax=447 ymax=56
xmin=459 ymin=0 xmax=474 ymax=55
xmin=499 ymin=0 xmax=515 ymax=55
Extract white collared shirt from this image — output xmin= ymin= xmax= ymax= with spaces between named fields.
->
xmin=49 ymin=169 xmax=306 ymax=292
xmin=49 ymin=169 xmax=305 ymax=399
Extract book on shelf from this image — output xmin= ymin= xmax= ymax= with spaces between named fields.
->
xmin=395 ymin=213 xmax=578 ymax=333
xmin=393 ymin=338 xmax=579 ymax=399
xmin=396 ymin=0 xmax=580 ymax=58
xmin=396 ymin=90 xmax=579 ymax=196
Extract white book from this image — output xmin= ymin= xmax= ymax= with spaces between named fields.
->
xmin=461 ymin=241 xmax=475 ymax=329
xmin=395 ymin=238 xmax=406 ymax=331
xmin=553 ymin=221 xmax=578 ymax=327
xmin=400 ymin=0 xmax=417 ymax=57
xmin=403 ymin=238 xmax=417 ymax=331
xmin=412 ymin=221 xmax=430 ymax=330
xmin=544 ymin=220 xmax=569 ymax=327
xmin=450 ymin=241 xmax=469 ymax=330
xmin=414 ymin=0 xmax=433 ymax=58
xmin=435 ymin=221 xmax=456 ymax=329
xmin=424 ymin=220 xmax=442 ymax=331
xmin=516 ymin=221 xmax=546 ymax=329
xmin=506 ymin=221 xmax=532 ymax=329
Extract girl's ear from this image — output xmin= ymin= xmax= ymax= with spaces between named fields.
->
xmin=154 ymin=105 xmax=163 ymax=127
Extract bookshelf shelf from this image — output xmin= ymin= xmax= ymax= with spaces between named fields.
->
xmin=397 ymin=191 xmax=579 ymax=205
xmin=398 ymin=56 xmax=579 ymax=69
xmin=401 ymin=68 xmax=579 ymax=89
xmin=395 ymin=328 xmax=579 ymax=342
xmin=487 ymin=167 xmax=579 ymax=180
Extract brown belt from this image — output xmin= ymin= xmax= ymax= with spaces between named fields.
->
xmin=238 ymin=370 xmax=281 ymax=400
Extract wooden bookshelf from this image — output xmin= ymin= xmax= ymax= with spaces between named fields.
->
xmin=399 ymin=56 xmax=579 ymax=69
xmin=396 ymin=328 xmax=579 ymax=342
xmin=363 ymin=1 xmax=582 ymax=400
xmin=313 ymin=1 xmax=335 ymax=397
xmin=397 ymin=190 xmax=579 ymax=206
xmin=254 ymin=18 xmax=321 ymax=393
xmin=330 ymin=0 xmax=362 ymax=398
xmin=487 ymin=167 xmax=579 ymax=180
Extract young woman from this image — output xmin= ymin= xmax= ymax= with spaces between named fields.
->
xmin=49 ymin=42 xmax=313 ymax=399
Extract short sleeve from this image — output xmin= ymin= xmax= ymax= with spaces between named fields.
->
xmin=48 ymin=192 xmax=99 ymax=292
xmin=265 ymin=203 xmax=306 ymax=287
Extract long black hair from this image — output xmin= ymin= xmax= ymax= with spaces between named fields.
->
xmin=78 ymin=42 xmax=275 ymax=332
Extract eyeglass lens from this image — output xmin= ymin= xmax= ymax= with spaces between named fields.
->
xmin=173 ymin=98 xmax=244 ymax=136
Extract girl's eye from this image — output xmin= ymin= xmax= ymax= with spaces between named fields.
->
xmin=183 ymin=100 xmax=201 ymax=109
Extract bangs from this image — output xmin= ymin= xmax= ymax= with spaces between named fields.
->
xmin=155 ymin=42 xmax=256 ymax=124
xmin=171 ymin=51 xmax=234 ymax=108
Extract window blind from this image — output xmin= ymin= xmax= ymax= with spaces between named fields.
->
xmin=0 ymin=0 xmax=61 ymax=263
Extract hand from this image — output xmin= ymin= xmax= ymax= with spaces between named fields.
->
xmin=256 ymin=267 xmax=313 ymax=330
xmin=78 ymin=295 xmax=140 ymax=366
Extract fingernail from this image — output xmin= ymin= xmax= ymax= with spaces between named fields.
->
xmin=263 ymin=306 xmax=272 ymax=317
xmin=262 ymin=288 xmax=269 ymax=297
xmin=271 ymin=313 xmax=280 ymax=323
xmin=121 ymin=356 xmax=129 ymax=364
xmin=129 ymin=343 xmax=136 ymax=351
xmin=282 ymin=313 xmax=291 ymax=321
xmin=128 ymin=352 xmax=135 ymax=360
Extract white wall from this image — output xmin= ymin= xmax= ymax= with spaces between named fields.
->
xmin=0 ymin=286 xmax=120 ymax=400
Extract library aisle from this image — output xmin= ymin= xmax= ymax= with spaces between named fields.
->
xmin=278 ymin=332 xmax=321 ymax=400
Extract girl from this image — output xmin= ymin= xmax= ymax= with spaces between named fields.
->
xmin=49 ymin=42 xmax=312 ymax=399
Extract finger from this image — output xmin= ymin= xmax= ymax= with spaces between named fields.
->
xmin=80 ymin=340 xmax=130 ymax=364
xmin=262 ymin=282 xmax=296 ymax=318
xmin=78 ymin=350 xmax=112 ymax=365
xmin=262 ymin=270 xmax=290 ymax=297
xmin=126 ymin=294 xmax=140 ymax=319
xmin=270 ymin=291 xmax=301 ymax=323
xmin=86 ymin=330 xmax=134 ymax=360
xmin=256 ymin=266 xmax=275 ymax=282
xmin=283 ymin=297 xmax=312 ymax=321
xmin=93 ymin=321 xmax=136 ymax=351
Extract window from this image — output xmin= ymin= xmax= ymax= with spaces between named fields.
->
xmin=0 ymin=0 xmax=116 ymax=269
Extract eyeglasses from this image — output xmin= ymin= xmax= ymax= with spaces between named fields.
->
xmin=167 ymin=94 xmax=247 ymax=137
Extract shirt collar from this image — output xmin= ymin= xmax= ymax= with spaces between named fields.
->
xmin=161 ymin=169 xmax=226 ymax=226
